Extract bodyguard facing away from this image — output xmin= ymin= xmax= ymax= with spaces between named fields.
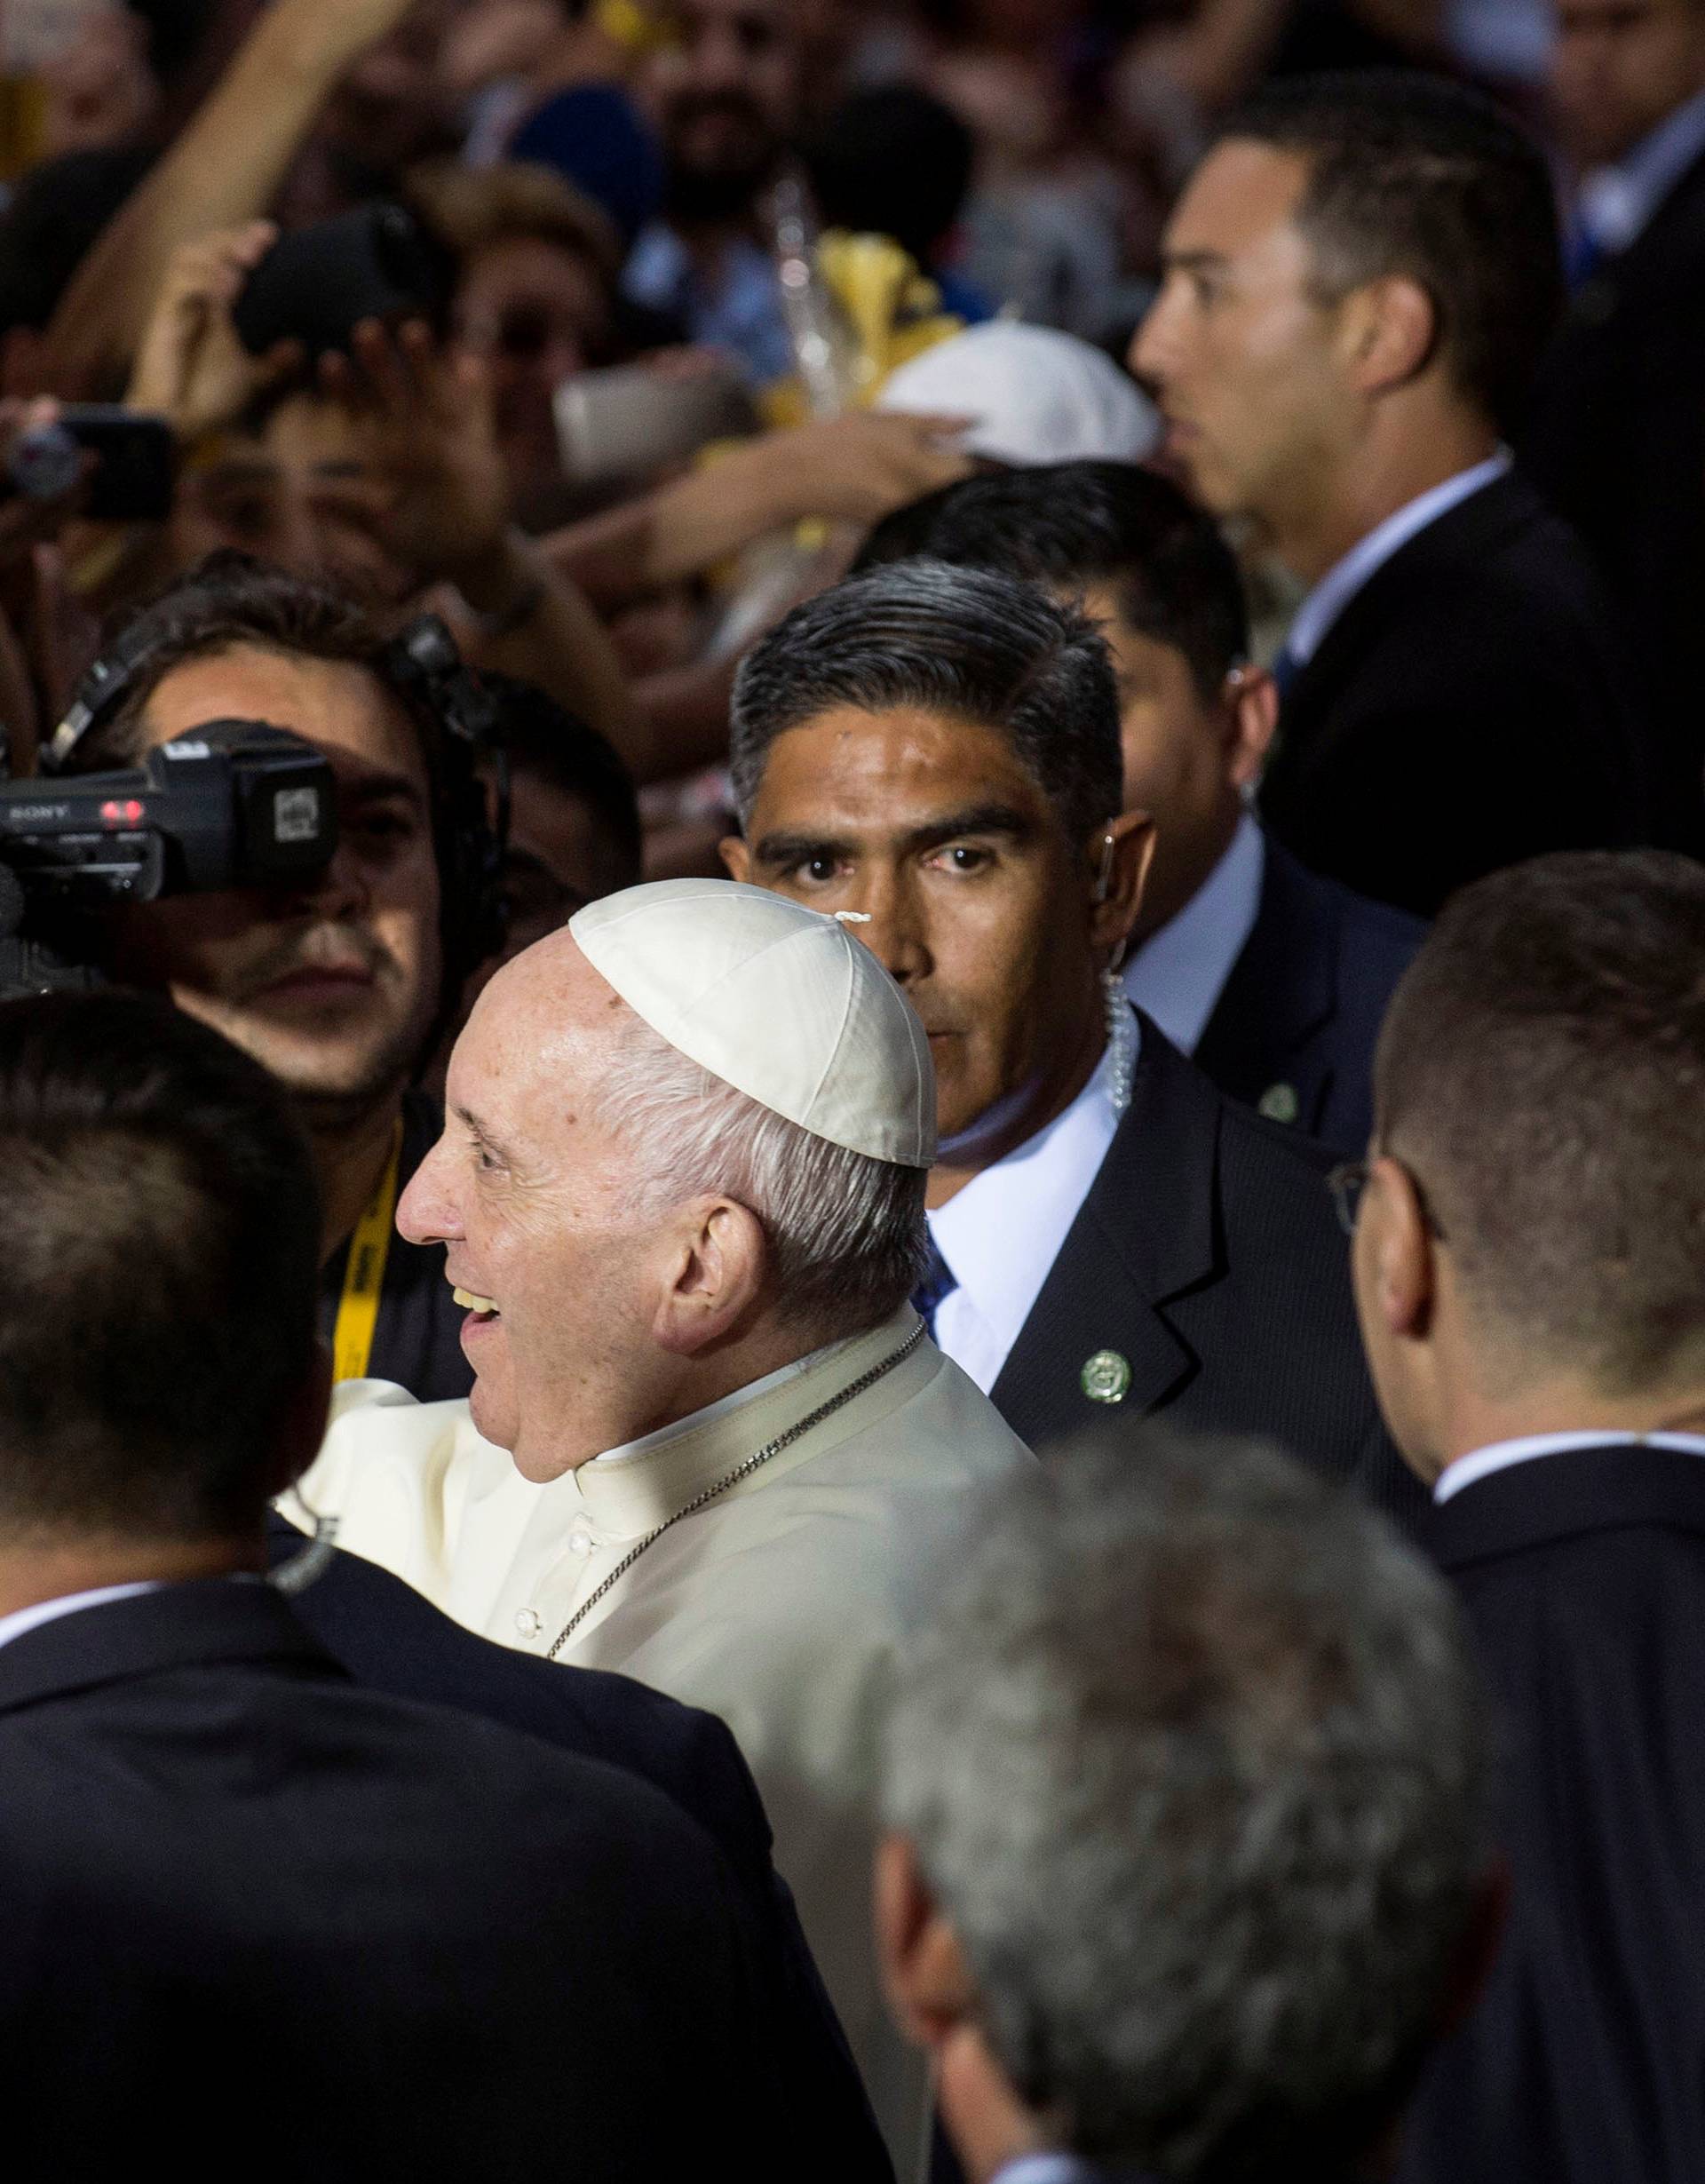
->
xmin=878 ymin=1430 xmax=1497 ymax=2184
xmin=1343 ymin=854 xmax=1705 ymax=2184
xmin=1134 ymin=73 xmax=1650 ymax=916
xmin=0 ymin=994 xmax=794 ymax=2178
xmin=724 ymin=560 xmax=1415 ymax=1519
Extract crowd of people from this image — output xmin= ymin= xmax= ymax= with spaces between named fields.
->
xmin=1 ymin=2 xmax=1704 ymax=2180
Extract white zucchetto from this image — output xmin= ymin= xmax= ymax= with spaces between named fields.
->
xmin=569 ymin=880 xmax=937 ymax=1169
xmin=876 ymin=322 xmax=1161 ymax=467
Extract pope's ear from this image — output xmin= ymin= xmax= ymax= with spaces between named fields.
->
xmin=653 ymin=1197 xmax=769 ymax=1355
xmin=719 ymin=834 xmax=751 ymax=882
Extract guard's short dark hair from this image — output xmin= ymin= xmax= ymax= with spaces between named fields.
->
xmin=483 ymin=672 xmax=642 ymax=892
xmin=70 ymin=552 xmax=407 ymax=773
xmin=855 ymin=463 xmax=1249 ymax=703
xmin=730 ymin=560 xmax=1123 ymax=843
xmin=1375 ymin=852 xmax=1705 ymax=1395
xmin=1215 ymin=71 xmax=1563 ymax=435
xmin=0 ymin=993 xmax=322 ymax=1540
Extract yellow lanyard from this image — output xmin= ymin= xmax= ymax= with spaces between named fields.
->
xmin=332 ymin=1118 xmax=405 ymax=1384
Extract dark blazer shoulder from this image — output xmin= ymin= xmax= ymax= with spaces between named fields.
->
xmin=1194 ymin=836 xmax=1423 ymax=1153
xmin=1423 ymin=1440 xmax=1705 ymax=1577
xmin=1262 ymin=474 xmax=1646 ymax=912
xmin=1402 ymin=1441 xmax=1705 ymax=2184
xmin=1307 ymin=473 xmax=1614 ymax=666
xmin=268 ymin=1515 xmax=773 ymax=1887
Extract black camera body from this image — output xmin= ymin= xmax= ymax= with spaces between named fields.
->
xmin=0 ymin=721 xmax=338 ymax=997
xmin=233 ymin=202 xmax=456 ymax=360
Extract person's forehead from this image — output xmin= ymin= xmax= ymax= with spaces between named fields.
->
xmin=751 ymin=703 xmax=1049 ymax=822
xmin=454 ymin=933 xmax=625 ymax=1113
xmin=465 ymin=233 xmax=607 ymax=299
xmin=1167 ymin=140 xmax=1314 ymax=260
xmin=264 ymin=393 xmax=370 ymax=477
xmin=139 ymin=647 xmax=428 ymax=790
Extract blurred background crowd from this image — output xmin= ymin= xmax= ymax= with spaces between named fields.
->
xmin=5 ymin=7 xmax=1705 ymax=2184
xmin=0 ymin=0 xmax=1658 ymax=903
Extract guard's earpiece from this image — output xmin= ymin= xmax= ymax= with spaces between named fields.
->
xmin=1094 ymin=833 xmax=1117 ymax=903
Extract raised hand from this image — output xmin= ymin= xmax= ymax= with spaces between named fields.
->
xmin=127 ymin=225 xmax=305 ymax=441
xmin=315 ymin=319 xmax=513 ymax=588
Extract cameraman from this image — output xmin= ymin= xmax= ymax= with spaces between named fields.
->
xmin=57 ymin=552 xmax=509 ymax=1401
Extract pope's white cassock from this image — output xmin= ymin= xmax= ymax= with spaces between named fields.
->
xmin=285 ymin=880 xmax=1035 ymax=2184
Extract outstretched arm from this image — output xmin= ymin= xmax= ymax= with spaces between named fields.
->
xmin=542 ymin=411 xmax=974 ymax=612
xmin=41 ymin=0 xmax=420 ymax=394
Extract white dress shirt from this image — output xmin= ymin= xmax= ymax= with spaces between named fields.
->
xmin=1434 ymin=1429 xmax=1705 ymax=1505
xmin=1285 ymin=454 xmax=1511 ymax=671
xmin=1576 ymin=86 xmax=1705 ymax=262
xmin=0 ymin=1581 xmax=162 ymax=1656
xmin=927 ymin=1032 xmax=1129 ymax=1394
xmin=1122 ymin=811 xmax=1265 ymax=1056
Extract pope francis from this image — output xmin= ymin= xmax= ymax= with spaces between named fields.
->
xmin=285 ymin=879 xmax=1034 ymax=2180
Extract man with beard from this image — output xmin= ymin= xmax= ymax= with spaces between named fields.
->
xmin=52 ymin=552 xmax=496 ymax=1403
xmin=624 ymin=0 xmax=808 ymax=385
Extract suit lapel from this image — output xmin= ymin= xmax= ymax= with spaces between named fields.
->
xmin=1274 ymin=473 xmax=1536 ymax=774
xmin=992 ymin=1022 xmax=1221 ymax=1449
xmin=1194 ymin=838 xmax=1336 ymax=1096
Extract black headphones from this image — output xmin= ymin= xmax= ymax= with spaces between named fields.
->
xmin=46 ymin=611 xmax=510 ymax=1007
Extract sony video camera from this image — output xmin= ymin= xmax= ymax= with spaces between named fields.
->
xmin=0 ymin=720 xmax=337 ymax=997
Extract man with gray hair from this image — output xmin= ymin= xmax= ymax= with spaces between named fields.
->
xmin=877 ymin=1430 xmax=1498 ymax=2184
xmin=288 ymin=878 xmax=1033 ymax=2181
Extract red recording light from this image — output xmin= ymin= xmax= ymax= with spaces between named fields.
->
xmin=99 ymin=799 xmax=147 ymax=827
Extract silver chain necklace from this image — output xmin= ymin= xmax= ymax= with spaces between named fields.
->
xmin=545 ymin=1320 xmax=927 ymax=1661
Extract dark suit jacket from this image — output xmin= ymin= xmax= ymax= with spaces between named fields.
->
xmin=990 ymin=1018 xmax=1425 ymax=1529
xmin=1194 ymin=836 xmax=1425 ymax=1156
xmin=1401 ymin=1444 xmax=1705 ymax=2184
xmin=1521 ymin=146 xmax=1705 ymax=852
xmin=1259 ymin=473 xmax=1650 ymax=918
xmin=266 ymin=1513 xmax=892 ymax=2184
xmin=0 ymin=1578 xmax=796 ymax=2177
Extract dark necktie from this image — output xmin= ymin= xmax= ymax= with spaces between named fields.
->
xmin=912 ymin=1235 xmax=959 ymax=1339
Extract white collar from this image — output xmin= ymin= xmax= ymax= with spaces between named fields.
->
xmin=0 ymin=1580 xmax=163 ymax=1656
xmin=926 ymin=1032 xmax=1126 ymax=1394
xmin=566 ymin=1308 xmax=926 ymax=1535
xmin=591 ymin=1341 xmax=836 ymax=1471
xmin=1434 ymin=1429 xmax=1705 ymax=1505
xmin=1122 ymin=813 xmax=1265 ymax=1056
xmin=1578 ymin=86 xmax=1705 ymax=258
xmin=1286 ymin=455 xmax=1511 ymax=670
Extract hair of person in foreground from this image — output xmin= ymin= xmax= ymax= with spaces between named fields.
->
xmin=1369 ymin=848 xmax=1705 ymax=1416
xmin=880 ymin=1426 xmax=1494 ymax=2184
xmin=0 ymin=989 xmax=322 ymax=1545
